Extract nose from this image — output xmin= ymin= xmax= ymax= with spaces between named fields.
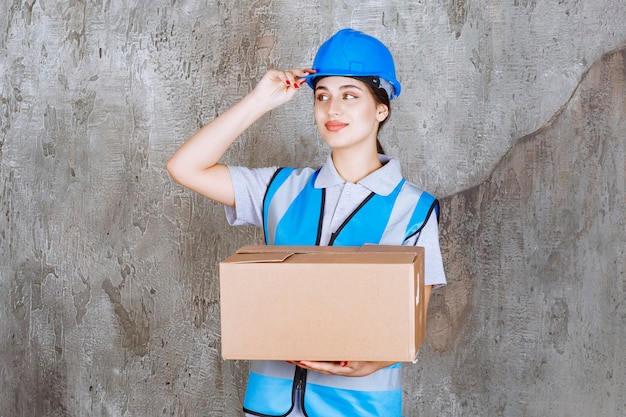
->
xmin=327 ymin=97 xmax=342 ymax=116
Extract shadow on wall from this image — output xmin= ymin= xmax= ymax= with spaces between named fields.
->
xmin=428 ymin=46 xmax=626 ymax=415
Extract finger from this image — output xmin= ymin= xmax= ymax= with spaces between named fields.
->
xmin=283 ymin=70 xmax=306 ymax=89
xmin=288 ymin=68 xmax=316 ymax=80
xmin=298 ymin=361 xmax=345 ymax=375
xmin=266 ymin=69 xmax=293 ymax=88
xmin=272 ymin=70 xmax=292 ymax=88
xmin=299 ymin=68 xmax=316 ymax=76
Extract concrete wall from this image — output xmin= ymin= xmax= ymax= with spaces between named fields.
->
xmin=1 ymin=1 xmax=624 ymax=416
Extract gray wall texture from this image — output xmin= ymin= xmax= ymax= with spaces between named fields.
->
xmin=1 ymin=1 xmax=625 ymax=416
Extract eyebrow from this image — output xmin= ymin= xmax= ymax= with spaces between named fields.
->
xmin=315 ymin=84 xmax=365 ymax=92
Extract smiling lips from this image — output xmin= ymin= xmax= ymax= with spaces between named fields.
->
xmin=325 ymin=121 xmax=348 ymax=132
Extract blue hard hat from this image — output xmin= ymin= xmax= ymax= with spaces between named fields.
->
xmin=302 ymin=28 xmax=401 ymax=99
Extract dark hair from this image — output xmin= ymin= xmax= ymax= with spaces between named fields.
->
xmin=312 ymin=76 xmax=391 ymax=154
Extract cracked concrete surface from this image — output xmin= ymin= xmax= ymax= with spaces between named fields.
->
xmin=1 ymin=1 xmax=625 ymax=416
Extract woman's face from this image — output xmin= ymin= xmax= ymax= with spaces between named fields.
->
xmin=313 ymin=76 xmax=389 ymax=153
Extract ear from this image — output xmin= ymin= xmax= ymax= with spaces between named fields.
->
xmin=376 ymin=103 xmax=389 ymax=122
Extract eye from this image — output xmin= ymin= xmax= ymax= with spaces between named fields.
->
xmin=343 ymin=93 xmax=358 ymax=100
xmin=316 ymin=93 xmax=330 ymax=102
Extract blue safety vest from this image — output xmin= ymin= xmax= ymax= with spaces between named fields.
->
xmin=244 ymin=167 xmax=439 ymax=417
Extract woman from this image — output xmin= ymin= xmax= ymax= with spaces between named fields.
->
xmin=167 ymin=28 xmax=446 ymax=417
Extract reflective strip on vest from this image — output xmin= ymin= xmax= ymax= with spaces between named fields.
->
xmin=380 ymin=181 xmax=438 ymax=244
xmin=263 ymin=167 xmax=321 ymax=245
xmin=246 ymin=167 xmax=438 ymax=416
xmin=305 ymin=381 xmax=403 ymax=417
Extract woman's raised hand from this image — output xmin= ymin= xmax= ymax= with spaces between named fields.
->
xmin=251 ymin=68 xmax=315 ymax=111
xmin=167 ymin=68 xmax=315 ymax=206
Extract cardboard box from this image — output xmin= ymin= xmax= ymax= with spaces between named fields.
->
xmin=218 ymin=245 xmax=426 ymax=362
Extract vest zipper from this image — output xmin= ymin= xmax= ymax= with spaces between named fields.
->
xmin=293 ymin=366 xmax=307 ymax=415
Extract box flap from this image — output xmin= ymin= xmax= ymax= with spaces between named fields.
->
xmin=222 ymin=252 xmax=293 ymax=264
xmin=283 ymin=252 xmax=418 ymax=265
xmin=235 ymin=245 xmax=361 ymax=255
xmin=227 ymin=245 xmax=423 ymax=264
xmin=358 ymin=244 xmax=424 ymax=255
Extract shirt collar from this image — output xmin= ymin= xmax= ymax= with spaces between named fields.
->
xmin=314 ymin=154 xmax=404 ymax=196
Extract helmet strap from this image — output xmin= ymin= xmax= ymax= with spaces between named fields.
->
xmin=377 ymin=78 xmax=394 ymax=100
xmin=359 ymin=76 xmax=394 ymax=100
